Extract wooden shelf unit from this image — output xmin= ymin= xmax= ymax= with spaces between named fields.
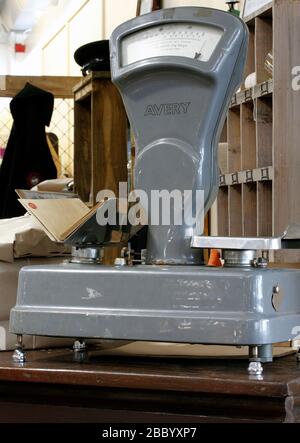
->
xmin=73 ymin=72 xmax=127 ymax=206
xmin=217 ymin=0 xmax=300 ymax=262
xmin=0 ymin=75 xmax=80 ymax=99
xmin=73 ymin=72 xmax=128 ymax=265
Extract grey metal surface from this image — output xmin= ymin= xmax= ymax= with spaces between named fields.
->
xmin=191 ymin=236 xmax=282 ymax=250
xmin=280 ymin=226 xmax=300 ymax=248
xmin=12 ymin=9 xmax=300 ymax=358
xmin=70 ymin=246 xmax=104 ymax=264
xmin=110 ymin=7 xmax=249 ymax=265
xmin=258 ymin=344 xmax=273 ymax=363
xmin=283 ymin=223 xmax=300 ymax=239
xmin=248 ymin=361 xmax=263 ymax=376
xmin=9 ymin=264 xmax=300 ymax=346
xmin=12 ymin=335 xmax=26 ymax=364
xmin=191 ymin=234 xmax=300 ymax=250
xmin=223 ymin=249 xmax=257 ymax=267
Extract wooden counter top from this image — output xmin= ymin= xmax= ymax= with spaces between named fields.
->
xmin=0 ymin=348 xmax=299 ymax=422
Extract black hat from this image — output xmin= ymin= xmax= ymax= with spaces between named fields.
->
xmin=74 ymin=40 xmax=110 ymax=76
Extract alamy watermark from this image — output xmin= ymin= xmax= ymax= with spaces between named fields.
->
xmin=95 ymin=182 xmax=205 ymax=234
xmin=292 ymin=66 xmax=300 ymax=91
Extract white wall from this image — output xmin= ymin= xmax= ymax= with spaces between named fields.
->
xmin=164 ymin=0 xmax=244 ymax=11
xmin=3 ymin=0 xmax=243 ymax=76
xmin=104 ymin=0 xmax=137 ymax=39
xmin=39 ymin=0 xmax=137 ymax=76
xmin=164 ymin=0 xmax=227 ymax=10
xmin=0 ymin=44 xmax=9 ymax=75
xmin=42 ymin=27 xmax=68 ymax=75
xmin=25 ymin=0 xmax=87 ymax=55
xmin=42 ymin=0 xmax=105 ymax=76
xmin=5 ymin=0 xmax=88 ymax=76
xmin=8 ymin=41 xmax=42 ymax=75
xmin=68 ymin=0 xmax=104 ymax=75
xmin=40 ymin=0 xmax=139 ymax=76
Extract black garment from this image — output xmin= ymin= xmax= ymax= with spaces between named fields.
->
xmin=0 ymin=83 xmax=57 ymax=218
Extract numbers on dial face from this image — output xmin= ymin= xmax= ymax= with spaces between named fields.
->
xmin=121 ymin=22 xmax=223 ymax=66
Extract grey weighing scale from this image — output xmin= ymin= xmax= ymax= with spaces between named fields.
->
xmin=9 ymin=7 xmax=300 ymax=375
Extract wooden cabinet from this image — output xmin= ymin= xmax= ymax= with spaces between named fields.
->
xmin=73 ymin=72 xmax=128 ymax=265
xmin=217 ymin=0 xmax=300 ymax=263
xmin=73 ymin=72 xmax=128 ymax=206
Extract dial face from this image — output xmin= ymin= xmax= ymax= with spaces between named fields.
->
xmin=121 ymin=22 xmax=223 ymax=66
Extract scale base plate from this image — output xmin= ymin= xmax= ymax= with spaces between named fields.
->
xmin=9 ymin=264 xmax=300 ymax=346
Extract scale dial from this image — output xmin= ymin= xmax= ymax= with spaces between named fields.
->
xmin=121 ymin=22 xmax=223 ymax=66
